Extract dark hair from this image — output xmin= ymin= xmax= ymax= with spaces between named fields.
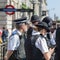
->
xmin=16 ymin=24 xmax=21 ymax=30
xmin=37 ymin=27 xmax=43 ymax=31
xmin=16 ymin=23 xmax=26 ymax=30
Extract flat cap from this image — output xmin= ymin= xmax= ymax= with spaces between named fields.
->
xmin=13 ymin=17 xmax=27 ymax=25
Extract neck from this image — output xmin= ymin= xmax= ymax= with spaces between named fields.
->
xmin=40 ymin=30 xmax=46 ymax=36
xmin=19 ymin=29 xmax=23 ymax=33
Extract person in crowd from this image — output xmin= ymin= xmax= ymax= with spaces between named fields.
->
xmin=42 ymin=17 xmax=56 ymax=47
xmin=31 ymin=22 xmax=52 ymax=60
xmin=54 ymin=26 xmax=60 ymax=60
xmin=50 ymin=21 xmax=60 ymax=60
xmin=4 ymin=17 xmax=28 ymax=60
xmin=50 ymin=22 xmax=56 ymax=45
xmin=42 ymin=17 xmax=56 ymax=60
xmin=2 ymin=27 xmax=8 ymax=43
xmin=25 ymin=15 xmax=40 ymax=60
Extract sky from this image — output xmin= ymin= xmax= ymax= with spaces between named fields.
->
xmin=47 ymin=0 xmax=60 ymax=19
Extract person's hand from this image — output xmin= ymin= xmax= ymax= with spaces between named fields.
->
xmin=49 ymin=48 xmax=54 ymax=55
xmin=4 ymin=56 xmax=8 ymax=60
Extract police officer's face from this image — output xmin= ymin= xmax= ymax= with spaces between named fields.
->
xmin=21 ymin=23 xmax=28 ymax=32
xmin=40 ymin=29 xmax=47 ymax=35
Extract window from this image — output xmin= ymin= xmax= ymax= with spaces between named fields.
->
xmin=42 ymin=11 xmax=46 ymax=16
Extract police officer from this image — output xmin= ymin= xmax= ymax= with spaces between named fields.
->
xmin=27 ymin=15 xmax=40 ymax=37
xmin=42 ymin=17 xmax=56 ymax=60
xmin=25 ymin=15 xmax=40 ymax=60
xmin=31 ymin=22 xmax=52 ymax=60
xmin=42 ymin=17 xmax=56 ymax=46
xmin=4 ymin=17 xmax=28 ymax=60
xmin=54 ymin=27 xmax=60 ymax=60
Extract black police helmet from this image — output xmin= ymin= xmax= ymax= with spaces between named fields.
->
xmin=42 ymin=17 xmax=53 ymax=27
xmin=31 ymin=15 xmax=40 ymax=23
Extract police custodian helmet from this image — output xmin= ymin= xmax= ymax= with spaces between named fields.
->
xmin=42 ymin=16 xmax=53 ymax=27
xmin=31 ymin=15 xmax=40 ymax=22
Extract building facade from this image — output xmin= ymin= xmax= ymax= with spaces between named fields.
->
xmin=0 ymin=0 xmax=7 ymax=28
xmin=0 ymin=0 xmax=48 ymax=35
xmin=39 ymin=0 xmax=48 ymax=20
xmin=30 ymin=0 xmax=48 ymax=20
xmin=0 ymin=0 xmax=21 ymax=35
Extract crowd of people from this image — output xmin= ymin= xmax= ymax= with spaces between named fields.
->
xmin=3 ymin=15 xmax=60 ymax=60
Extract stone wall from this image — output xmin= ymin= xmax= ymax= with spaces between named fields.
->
xmin=0 ymin=0 xmax=7 ymax=28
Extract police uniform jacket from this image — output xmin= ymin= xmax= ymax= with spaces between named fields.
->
xmin=8 ymin=30 xmax=26 ymax=59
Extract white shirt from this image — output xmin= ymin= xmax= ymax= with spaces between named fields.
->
xmin=50 ymin=30 xmax=56 ymax=45
xmin=32 ymin=30 xmax=49 ymax=54
xmin=35 ymin=36 xmax=49 ymax=54
xmin=32 ymin=30 xmax=40 ymax=35
xmin=7 ymin=30 xmax=22 ymax=50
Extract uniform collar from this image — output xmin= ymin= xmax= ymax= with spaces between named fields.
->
xmin=17 ymin=30 xmax=22 ymax=35
xmin=32 ymin=30 xmax=40 ymax=35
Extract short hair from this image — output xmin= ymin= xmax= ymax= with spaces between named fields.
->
xmin=16 ymin=23 xmax=26 ymax=30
